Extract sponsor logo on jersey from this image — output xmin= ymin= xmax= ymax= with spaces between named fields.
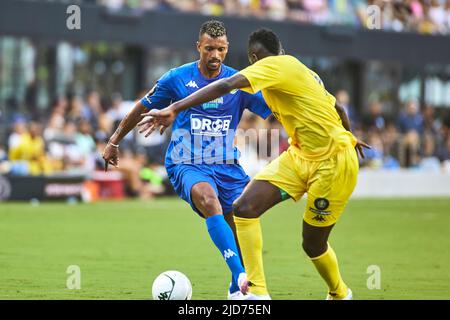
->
xmin=314 ymin=198 xmax=330 ymax=210
xmin=309 ymin=198 xmax=331 ymax=216
xmin=202 ymin=97 xmax=223 ymax=109
xmin=190 ymin=114 xmax=232 ymax=137
xmin=185 ymin=80 xmax=199 ymax=89
xmin=312 ymin=214 xmax=327 ymax=222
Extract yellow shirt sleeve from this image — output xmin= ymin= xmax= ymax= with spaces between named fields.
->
xmin=239 ymin=57 xmax=282 ymax=94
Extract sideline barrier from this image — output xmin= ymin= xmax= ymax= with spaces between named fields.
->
xmin=0 ymin=171 xmax=125 ymax=201
xmin=353 ymin=169 xmax=450 ymax=198
xmin=2 ymin=170 xmax=449 ymax=201
xmin=0 ymin=174 xmax=85 ymax=201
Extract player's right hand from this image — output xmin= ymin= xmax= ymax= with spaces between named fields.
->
xmin=102 ymin=142 xmax=119 ymax=171
xmin=355 ymin=139 xmax=371 ymax=159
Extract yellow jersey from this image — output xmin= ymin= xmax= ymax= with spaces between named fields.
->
xmin=8 ymin=133 xmax=51 ymax=175
xmin=8 ymin=134 xmax=45 ymax=162
xmin=239 ymin=55 xmax=357 ymax=161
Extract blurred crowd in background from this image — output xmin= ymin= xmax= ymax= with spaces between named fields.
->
xmin=1 ymin=88 xmax=450 ymax=199
xmin=95 ymin=0 xmax=450 ymax=35
xmin=1 ymin=0 xmax=450 ymax=200
xmin=22 ymin=0 xmax=450 ymax=34
xmin=335 ymin=90 xmax=450 ymax=172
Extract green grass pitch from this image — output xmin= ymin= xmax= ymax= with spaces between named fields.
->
xmin=0 ymin=197 xmax=449 ymax=300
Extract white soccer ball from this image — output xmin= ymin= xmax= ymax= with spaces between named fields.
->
xmin=152 ymin=270 xmax=192 ymax=300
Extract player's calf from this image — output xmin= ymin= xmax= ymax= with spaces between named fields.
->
xmin=302 ymin=221 xmax=334 ymax=258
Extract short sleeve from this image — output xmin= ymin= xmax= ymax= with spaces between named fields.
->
xmin=238 ymin=58 xmax=282 ymax=94
xmin=140 ymin=70 xmax=175 ymax=109
xmin=242 ymin=91 xmax=271 ymax=119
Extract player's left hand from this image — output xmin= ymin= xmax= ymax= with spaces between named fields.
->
xmin=138 ymin=107 xmax=177 ymax=137
xmin=355 ymin=139 xmax=371 ymax=159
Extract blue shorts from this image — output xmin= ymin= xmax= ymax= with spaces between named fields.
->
xmin=166 ymin=163 xmax=250 ymax=217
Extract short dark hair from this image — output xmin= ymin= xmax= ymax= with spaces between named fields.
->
xmin=199 ymin=20 xmax=227 ymax=39
xmin=248 ymin=28 xmax=281 ymax=55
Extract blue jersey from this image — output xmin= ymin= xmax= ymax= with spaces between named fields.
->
xmin=140 ymin=61 xmax=271 ymax=167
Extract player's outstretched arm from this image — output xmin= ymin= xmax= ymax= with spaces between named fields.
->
xmin=102 ymin=100 xmax=148 ymax=171
xmin=138 ymin=74 xmax=250 ymax=136
xmin=335 ymin=102 xmax=371 ymax=159
xmin=335 ymin=103 xmax=352 ymax=132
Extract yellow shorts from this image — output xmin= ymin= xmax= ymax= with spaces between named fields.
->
xmin=254 ymin=145 xmax=359 ymax=227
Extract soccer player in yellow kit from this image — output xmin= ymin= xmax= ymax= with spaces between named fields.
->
xmin=139 ymin=28 xmax=370 ymax=299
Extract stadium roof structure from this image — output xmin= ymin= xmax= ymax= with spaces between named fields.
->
xmin=1 ymin=0 xmax=449 ymax=66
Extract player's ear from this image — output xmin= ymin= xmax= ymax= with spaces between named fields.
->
xmin=250 ymin=53 xmax=258 ymax=64
xmin=196 ymin=41 xmax=201 ymax=52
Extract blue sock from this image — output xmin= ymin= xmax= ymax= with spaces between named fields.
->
xmin=229 ymin=279 xmax=239 ymax=294
xmin=206 ymin=214 xmax=245 ymax=293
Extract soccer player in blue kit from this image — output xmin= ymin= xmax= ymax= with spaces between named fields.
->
xmin=102 ymin=20 xmax=271 ymax=299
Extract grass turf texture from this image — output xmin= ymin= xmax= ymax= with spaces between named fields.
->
xmin=0 ymin=197 xmax=449 ymax=300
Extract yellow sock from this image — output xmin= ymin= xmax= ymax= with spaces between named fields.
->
xmin=234 ymin=216 xmax=268 ymax=296
xmin=310 ymin=244 xmax=348 ymax=299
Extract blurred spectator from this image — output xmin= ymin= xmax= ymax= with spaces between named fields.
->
xmin=399 ymin=130 xmax=421 ymax=168
xmin=361 ymin=129 xmax=384 ymax=169
xmin=8 ymin=118 xmax=28 ymax=150
xmin=436 ymin=135 xmax=450 ymax=162
xmin=75 ymin=120 xmax=97 ymax=173
xmin=409 ymin=0 xmax=424 ymax=20
xmin=429 ymin=0 xmax=447 ymax=33
xmin=95 ymin=114 xmax=114 ymax=144
xmin=61 ymin=121 xmax=88 ymax=173
xmin=418 ymin=4 xmax=440 ymax=34
xmin=397 ymin=99 xmax=424 ymax=134
xmin=446 ymin=0 xmax=450 ymax=30
xmin=382 ymin=122 xmax=401 ymax=167
xmin=363 ymin=100 xmax=385 ymax=131
xmin=83 ymin=90 xmax=102 ymax=130
xmin=423 ymin=104 xmax=441 ymax=135
xmin=8 ymin=122 xmax=52 ymax=175
xmin=67 ymin=96 xmax=85 ymax=125
xmin=418 ymin=131 xmax=441 ymax=172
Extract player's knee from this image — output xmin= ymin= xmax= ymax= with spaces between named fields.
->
xmin=302 ymin=239 xmax=327 ymax=258
xmin=232 ymin=199 xmax=260 ymax=219
xmin=196 ymin=193 xmax=221 ymax=215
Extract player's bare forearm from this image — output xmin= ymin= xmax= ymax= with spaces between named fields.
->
xmin=334 ymin=102 xmax=372 ymax=158
xmin=138 ymin=75 xmax=249 ymax=136
xmin=171 ymin=74 xmax=250 ymax=114
xmin=109 ymin=102 xmax=147 ymax=144
xmin=335 ymin=102 xmax=352 ymax=132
